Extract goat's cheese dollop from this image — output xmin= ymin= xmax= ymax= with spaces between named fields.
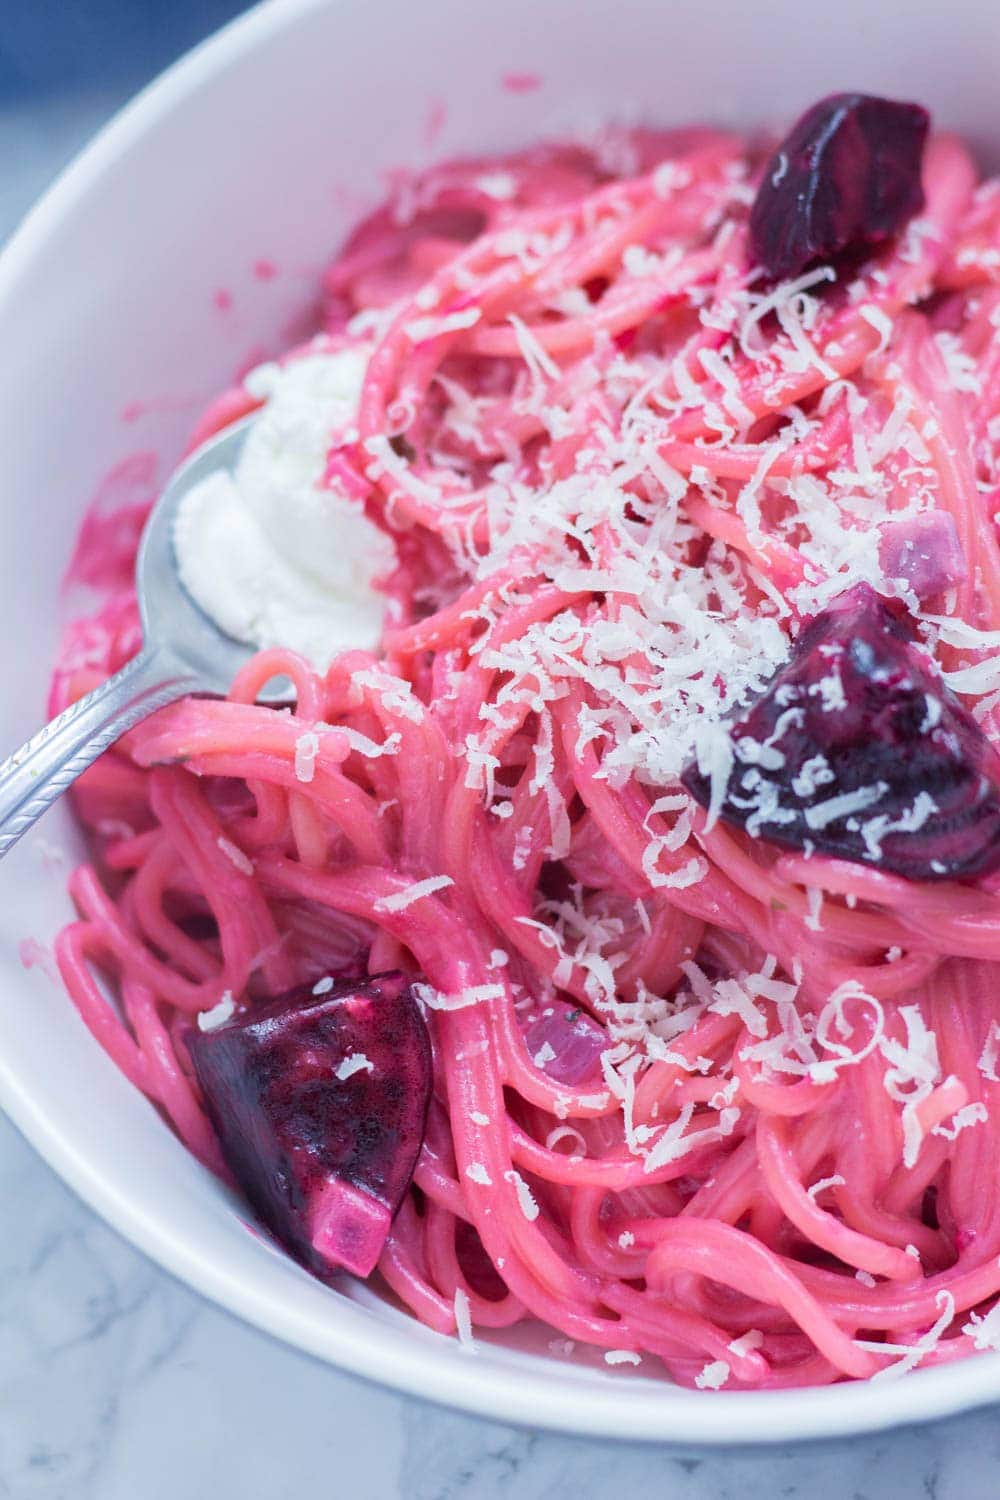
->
xmin=174 ymin=346 xmax=396 ymax=670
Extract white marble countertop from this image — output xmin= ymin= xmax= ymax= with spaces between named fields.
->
xmin=3 ymin=75 xmax=1000 ymax=1500
xmin=3 ymin=1100 xmax=999 ymax=1498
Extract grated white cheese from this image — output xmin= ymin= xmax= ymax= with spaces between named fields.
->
xmin=880 ymin=1006 xmax=942 ymax=1167
xmin=858 ymin=304 xmax=894 ymax=354
xmin=465 ymin=1162 xmax=493 ymax=1186
xmin=216 ymin=836 xmax=254 ymax=876
xmin=861 ymin=1290 xmax=955 ymax=1379
xmin=963 ymin=1300 xmax=1000 ymax=1352
xmin=604 ymin=1349 xmax=642 ymax=1367
xmin=197 ymin=991 xmax=235 ymax=1032
xmin=194 ymin=158 xmax=1000 ymax=1242
xmin=652 ymin=160 xmax=693 ymax=197
xmin=404 ymin=307 xmax=481 ymax=343
xmin=351 ymin=667 xmax=425 ymax=723
xmin=642 ymin=1099 xmax=739 ymax=1174
xmin=335 ymin=1053 xmax=374 ymax=1081
xmin=412 ymin=982 xmax=505 ymax=1011
xmin=546 ymin=1124 xmax=588 ymax=1155
xmin=807 ymin=1173 xmax=846 ymax=1201
xmin=507 ymin=313 xmax=561 ymax=382
xmin=454 ymin=1288 xmax=475 ymax=1349
xmin=736 ymin=976 xmax=884 ymax=1088
xmin=512 ymin=825 xmax=534 ymax=872
xmin=337 ymin=727 xmax=401 ymax=760
xmin=374 ymin=875 xmax=454 ymax=912
xmin=933 ymin=1102 xmax=988 ymax=1141
xmin=804 ymin=885 xmax=824 ymax=932
xmin=935 ymin=332 xmax=982 ymax=395
xmin=979 ymin=1024 xmax=1000 ymax=1084
xmin=294 ymin=731 xmax=319 ymax=783
xmin=504 ymin=1169 xmax=540 ymax=1221
xmin=474 ymin=171 xmax=517 ymax=199
xmin=804 ymin=783 xmax=888 ymax=832
xmin=694 ymin=1359 xmax=730 ymax=1390
xmin=728 ymin=1329 xmax=764 ymax=1357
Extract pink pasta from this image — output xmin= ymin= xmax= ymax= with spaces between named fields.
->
xmin=48 ymin=112 xmax=1000 ymax=1389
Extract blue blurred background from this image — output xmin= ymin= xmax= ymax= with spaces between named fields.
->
xmin=0 ymin=0 xmax=254 ymax=233
xmin=0 ymin=0 xmax=251 ymax=97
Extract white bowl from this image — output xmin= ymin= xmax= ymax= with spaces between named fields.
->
xmin=2 ymin=0 xmax=999 ymax=1445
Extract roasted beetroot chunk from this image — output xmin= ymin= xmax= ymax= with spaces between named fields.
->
xmin=749 ymin=93 xmax=929 ymax=281
xmin=682 ymin=584 xmax=1000 ymax=882
xmin=188 ymin=971 xmax=431 ymax=1279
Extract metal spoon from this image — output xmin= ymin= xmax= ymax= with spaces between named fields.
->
xmin=0 ymin=415 xmax=266 ymax=858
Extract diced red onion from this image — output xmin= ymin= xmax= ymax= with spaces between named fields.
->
xmin=522 ymin=1001 xmax=607 ymax=1085
xmin=879 ymin=511 xmax=967 ymax=598
xmin=308 ymin=1177 xmax=392 ymax=1278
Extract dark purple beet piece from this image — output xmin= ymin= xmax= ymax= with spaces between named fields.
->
xmin=682 ymin=583 xmax=1000 ymax=881
xmin=749 ymin=93 xmax=929 ymax=281
xmin=188 ymin=972 xmax=431 ymax=1279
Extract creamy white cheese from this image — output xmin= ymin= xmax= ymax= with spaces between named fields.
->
xmin=175 ymin=346 xmax=397 ymax=670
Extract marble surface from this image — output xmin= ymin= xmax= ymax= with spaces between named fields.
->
xmin=3 ymin=58 xmax=1000 ymax=1500
xmin=3 ymin=1101 xmax=1000 ymax=1498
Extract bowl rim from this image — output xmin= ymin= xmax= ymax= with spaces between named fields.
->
xmin=2 ymin=0 xmax=1000 ymax=1444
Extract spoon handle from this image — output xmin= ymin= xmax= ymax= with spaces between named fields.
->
xmin=0 ymin=646 xmax=200 ymax=859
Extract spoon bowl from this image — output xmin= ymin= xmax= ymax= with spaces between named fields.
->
xmin=135 ymin=411 xmax=263 ymax=685
xmin=0 ymin=411 xmax=270 ymax=858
